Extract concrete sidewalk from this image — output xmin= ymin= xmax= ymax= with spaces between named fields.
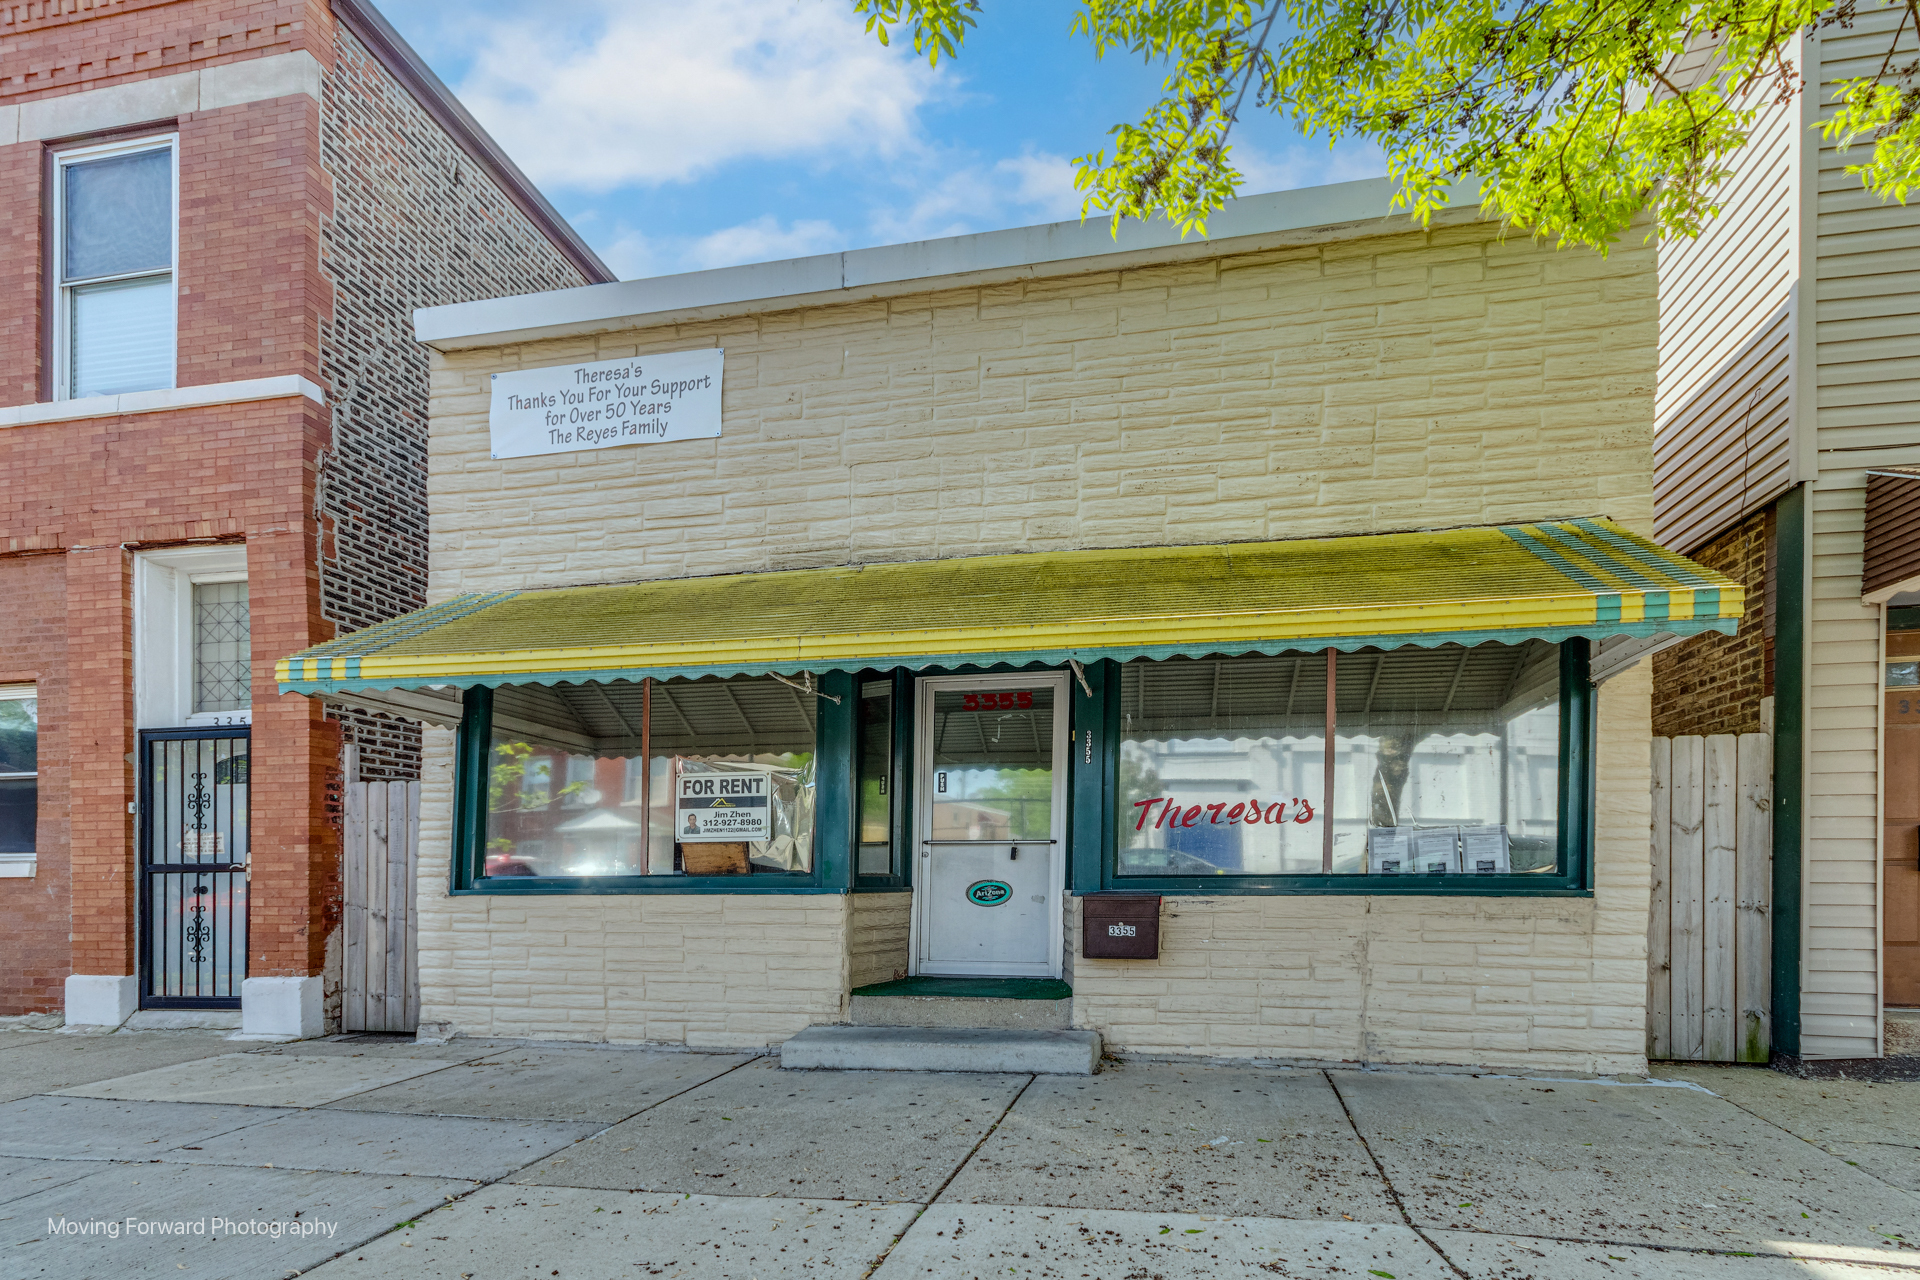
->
xmin=0 ymin=1027 xmax=1913 ymax=1279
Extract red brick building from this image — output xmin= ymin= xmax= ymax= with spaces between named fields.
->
xmin=0 ymin=0 xmax=608 ymax=1032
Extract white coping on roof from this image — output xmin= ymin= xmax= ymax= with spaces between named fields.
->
xmin=415 ymin=177 xmax=1477 ymax=351
xmin=0 ymin=376 xmax=327 ymax=429
xmin=0 ymin=52 xmax=324 ymax=148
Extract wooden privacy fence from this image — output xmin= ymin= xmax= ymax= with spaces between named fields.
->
xmin=342 ymin=777 xmax=420 ymax=1034
xmin=1648 ymin=734 xmax=1772 ymax=1062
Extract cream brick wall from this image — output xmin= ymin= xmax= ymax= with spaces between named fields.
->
xmin=425 ymin=221 xmax=1655 ymax=599
xmin=415 ymin=727 xmax=849 ymax=1047
xmin=848 ymin=892 xmax=912 ymax=992
xmin=419 ymin=216 xmax=1659 ymax=1064
xmin=1073 ymin=665 xmax=1653 ymax=1074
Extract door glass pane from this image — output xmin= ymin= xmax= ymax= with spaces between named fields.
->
xmin=71 ymin=275 xmax=174 ymax=398
xmin=928 ymin=684 xmax=1054 ymax=840
xmin=64 ymin=148 xmax=172 ymax=281
xmin=858 ymin=679 xmax=893 ymax=875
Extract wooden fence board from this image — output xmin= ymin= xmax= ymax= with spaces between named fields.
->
xmin=1703 ymin=735 xmax=1739 ymax=1062
xmin=1649 ymin=737 xmax=1673 ymax=1059
xmin=384 ymin=782 xmax=410 ymax=1033
xmin=342 ymin=776 xmax=419 ymax=1034
xmin=1649 ymin=732 xmax=1773 ymax=1063
xmin=1736 ymin=733 xmax=1774 ymax=1062
xmin=343 ymin=777 xmax=367 ymax=1033
xmin=365 ymin=782 xmax=390 ymax=1027
xmin=1671 ymin=735 xmax=1707 ymax=1061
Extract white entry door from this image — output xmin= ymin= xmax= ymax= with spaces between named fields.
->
xmin=910 ymin=672 xmax=1069 ymax=978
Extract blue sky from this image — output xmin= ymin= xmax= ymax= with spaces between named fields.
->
xmin=377 ymin=0 xmax=1385 ymax=280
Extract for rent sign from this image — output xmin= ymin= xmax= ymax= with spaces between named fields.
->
xmin=676 ymin=769 xmax=771 ymax=842
xmin=489 ymin=349 xmax=723 ymax=459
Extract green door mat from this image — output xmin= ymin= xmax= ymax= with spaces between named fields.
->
xmin=849 ymin=976 xmax=1072 ymax=1001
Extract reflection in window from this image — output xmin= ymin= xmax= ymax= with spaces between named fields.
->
xmin=927 ymin=685 xmax=1055 ymax=840
xmin=60 ymin=144 xmax=175 ymax=399
xmin=1118 ymin=654 xmax=1326 ymax=875
xmin=0 ymin=690 xmax=37 ymax=856
xmin=482 ymin=675 xmax=816 ymax=879
xmin=1334 ymin=642 xmax=1560 ymax=875
xmin=1116 ymin=643 xmax=1562 ymax=877
xmin=857 ymin=679 xmax=893 ymax=876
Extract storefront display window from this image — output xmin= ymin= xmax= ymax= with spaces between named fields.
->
xmin=469 ymin=674 xmax=817 ymax=884
xmin=1115 ymin=641 xmax=1577 ymax=885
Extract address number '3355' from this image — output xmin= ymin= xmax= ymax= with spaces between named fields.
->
xmin=961 ymin=691 xmax=1033 ymax=711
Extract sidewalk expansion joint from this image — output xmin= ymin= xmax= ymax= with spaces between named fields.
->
xmin=858 ymin=1071 xmax=1037 ymax=1280
xmin=1322 ymin=1068 xmax=1472 ymax=1280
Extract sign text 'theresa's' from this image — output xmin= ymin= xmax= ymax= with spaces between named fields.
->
xmin=489 ymin=349 xmax=723 ymax=460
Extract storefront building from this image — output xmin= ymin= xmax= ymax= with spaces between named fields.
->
xmin=281 ymin=182 xmax=1739 ymax=1072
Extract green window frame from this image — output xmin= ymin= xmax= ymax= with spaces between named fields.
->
xmin=1069 ymin=642 xmax=1596 ymax=897
xmin=852 ymin=668 xmax=915 ymax=891
xmin=450 ymin=674 xmax=855 ymax=896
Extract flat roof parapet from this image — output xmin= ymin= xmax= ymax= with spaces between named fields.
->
xmin=414 ymin=177 xmax=1487 ymax=352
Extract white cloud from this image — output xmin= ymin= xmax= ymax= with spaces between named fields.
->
xmin=687 ymin=215 xmax=845 ymax=269
xmin=1230 ymin=139 xmax=1387 ymax=194
xmin=594 ymin=215 xmax=845 ymax=278
xmin=455 ymin=0 xmax=940 ymax=193
xmin=867 ymin=149 xmax=1085 ymax=243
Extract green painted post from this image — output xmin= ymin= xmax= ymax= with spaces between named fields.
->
xmin=1069 ymin=659 xmax=1113 ymax=894
xmin=815 ymin=669 xmax=856 ymax=892
xmin=1771 ymin=485 xmax=1806 ymax=1058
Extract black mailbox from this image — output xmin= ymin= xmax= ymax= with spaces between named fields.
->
xmin=1082 ymin=894 xmax=1161 ymax=959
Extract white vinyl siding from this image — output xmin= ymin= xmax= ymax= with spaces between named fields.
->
xmin=1803 ymin=9 xmax=1920 ymax=1058
xmin=1655 ymin=56 xmax=1800 ymax=553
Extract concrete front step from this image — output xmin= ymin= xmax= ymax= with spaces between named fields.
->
xmin=780 ymin=1025 xmax=1101 ymax=1074
xmin=850 ymin=993 xmax=1071 ymax=1030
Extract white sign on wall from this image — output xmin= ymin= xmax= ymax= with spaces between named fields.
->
xmin=488 ymin=348 xmax=723 ymax=460
xmin=676 ymin=769 xmax=771 ymax=843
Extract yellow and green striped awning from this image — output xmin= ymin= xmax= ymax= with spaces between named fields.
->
xmin=277 ymin=517 xmax=1741 ymax=696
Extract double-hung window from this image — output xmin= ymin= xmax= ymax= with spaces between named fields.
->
xmin=54 ymin=137 xmax=177 ymax=401
xmin=0 ymin=686 xmax=37 ymax=877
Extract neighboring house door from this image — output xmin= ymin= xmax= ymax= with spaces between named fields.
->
xmin=910 ymin=672 xmax=1069 ymax=979
xmin=139 ymin=728 xmax=249 ymax=1009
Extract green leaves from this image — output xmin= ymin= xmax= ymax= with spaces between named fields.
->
xmin=851 ymin=0 xmax=1920 ymax=252
xmin=853 ymin=0 xmax=981 ymax=66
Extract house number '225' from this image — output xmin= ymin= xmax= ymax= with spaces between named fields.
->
xmin=962 ymin=691 xmax=1032 ymax=711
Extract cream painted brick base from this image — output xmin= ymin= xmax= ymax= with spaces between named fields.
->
xmin=416 ymin=663 xmax=1651 ymax=1070
xmin=1072 ymin=666 xmax=1653 ymax=1076
xmin=416 ymin=729 xmax=849 ymax=1048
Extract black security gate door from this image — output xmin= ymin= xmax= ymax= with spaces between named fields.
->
xmin=140 ymin=728 xmax=249 ymax=1008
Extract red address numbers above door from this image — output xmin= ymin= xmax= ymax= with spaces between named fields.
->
xmin=961 ymin=690 xmax=1034 ymax=711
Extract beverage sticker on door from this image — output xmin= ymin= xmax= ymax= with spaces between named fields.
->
xmin=677 ymin=770 xmax=771 ymax=842
xmin=966 ymin=880 xmax=1013 ymax=906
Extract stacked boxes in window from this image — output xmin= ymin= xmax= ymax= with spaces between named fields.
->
xmin=1083 ymin=895 xmax=1161 ymax=958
